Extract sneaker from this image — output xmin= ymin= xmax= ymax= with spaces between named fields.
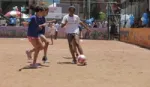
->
xmin=72 ymin=59 xmax=77 ymax=64
xmin=76 ymin=53 xmax=79 ymax=57
xmin=26 ymin=50 xmax=32 ymax=60
xmin=42 ymin=56 xmax=48 ymax=63
xmin=29 ymin=63 xmax=38 ymax=68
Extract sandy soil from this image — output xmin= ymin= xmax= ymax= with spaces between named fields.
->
xmin=0 ymin=38 xmax=150 ymax=87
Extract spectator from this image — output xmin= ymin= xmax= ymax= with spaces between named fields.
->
xmin=9 ymin=16 xmax=16 ymax=26
xmin=93 ymin=21 xmax=98 ymax=28
xmin=110 ymin=22 xmax=117 ymax=40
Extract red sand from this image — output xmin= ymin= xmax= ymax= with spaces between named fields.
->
xmin=0 ymin=38 xmax=150 ymax=87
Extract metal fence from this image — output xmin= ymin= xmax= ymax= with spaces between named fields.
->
xmin=121 ymin=0 xmax=149 ymax=28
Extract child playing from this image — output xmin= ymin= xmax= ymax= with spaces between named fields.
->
xmin=48 ymin=23 xmax=56 ymax=45
xmin=38 ymin=6 xmax=49 ymax=62
xmin=26 ymin=6 xmax=56 ymax=63
xmin=25 ymin=5 xmax=46 ymax=67
xmin=61 ymin=6 xmax=90 ymax=65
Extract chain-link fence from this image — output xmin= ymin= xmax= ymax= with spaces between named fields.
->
xmin=0 ymin=0 xmax=121 ymax=40
xmin=121 ymin=0 xmax=149 ymax=28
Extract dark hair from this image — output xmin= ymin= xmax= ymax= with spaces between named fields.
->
xmin=42 ymin=5 xmax=49 ymax=11
xmin=68 ymin=6 xmax=76 ymax=11
xmin=29 ymin=5 xmax=36 ymax=10
xmin=34 ymin=5 xmax=44 ymax=12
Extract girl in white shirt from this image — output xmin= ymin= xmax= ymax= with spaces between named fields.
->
xmin=48 ymin=23 xmax=56 ymax=45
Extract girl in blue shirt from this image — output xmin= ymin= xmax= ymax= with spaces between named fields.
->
xmin=25 ymin=5 xmax=46 ymax=67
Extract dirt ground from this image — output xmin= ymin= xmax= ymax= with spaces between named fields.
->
xmin=0 ymin=38 xmax=150 ymax=87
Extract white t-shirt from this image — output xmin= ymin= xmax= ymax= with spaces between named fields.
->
xmin=49 ymin=23 xmax=56 ymax=35
xmin=61 ymin=14 xmax=81 ymax=34
xmin=55 ymin=23 xmax=60 ymax=31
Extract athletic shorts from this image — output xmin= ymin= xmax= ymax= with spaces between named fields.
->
xmin=66 ymin=33 xmax=80 ymax=45
xmin=38 ymin=34 xmax=44 ymax=36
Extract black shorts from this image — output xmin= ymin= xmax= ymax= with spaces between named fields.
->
xmin=67 ymin=33 xmax=80 ymax=45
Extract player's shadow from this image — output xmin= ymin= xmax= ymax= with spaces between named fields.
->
xmin=57 ymin=61 xmax=74 ymax=65
xmin=18 ymin=63 xmax=49 ymax=72
xmin=27 ymin=61 xmax=50 ymax=64
xmin=63 ymin=56 xmax=72 ymax=59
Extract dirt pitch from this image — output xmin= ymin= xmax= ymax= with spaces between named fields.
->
xmin=0 ymin=38 xmax=150 ymax=87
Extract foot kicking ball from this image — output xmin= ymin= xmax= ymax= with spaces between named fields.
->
xmin=77 ymin=55 xmax=87 ymax=65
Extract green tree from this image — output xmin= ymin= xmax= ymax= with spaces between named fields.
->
xmin=91 ymin=4 xmax=99 ymax=19
xmin=99 ymin=12 xmax=106 ymax=21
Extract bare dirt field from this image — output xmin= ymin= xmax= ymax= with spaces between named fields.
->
xmin=0 ymin=38 xmax=150 ymax=87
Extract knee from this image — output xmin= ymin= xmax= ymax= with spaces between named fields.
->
xmin=69 ymin=43 xmax=74 ymax=47
xmin=46 ymin=41 xmax=49 ymax=45
xmin=34 ymin=47 xmax=40 ymax=52
xmin=38 ymin=45 xmax=44 ymax=50
xmin=76 ymin=43 xmax=82 ymax=48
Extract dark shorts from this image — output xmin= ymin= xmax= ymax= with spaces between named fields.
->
xmin=79 ymin=26 xmax=82 ymax=32
xmin=66 ymin=33 xmax=80 ymax=45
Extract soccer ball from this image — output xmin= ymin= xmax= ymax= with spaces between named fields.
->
xmin=77 ymin=55 xmax=86 ymax=65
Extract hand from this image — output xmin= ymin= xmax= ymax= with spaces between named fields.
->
xmin=22 ymin=22 xmax=28 ymax=27
xmin=47 ymin=20 xmax=56 ymax=23
xmin=87 ymin=28 xmax=91 ymax=32
xmin=52 ymin=20 xmax=56 ymax=23
xmin=39 ymin=25 xmax=43 ymax=29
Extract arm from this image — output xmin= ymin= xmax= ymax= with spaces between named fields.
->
xmin=61 ymin=16 xmax=67 ymax=28
xmin=79 ymin=21 xmax=90 ymax=32
xmin=22 ymin=17 xmax=32 ymax=27
xmin=39 ymin=23 xmax=47 ymax=29
xmin=77 ymin=16 xmax=90 ymax=31
xmin=22 ymin=21 xmax=29 ymax=27
xmin=46 ymin=20 xmax=56 ymax=23
xmin=39 ymin=20 xmax=56 ymax=28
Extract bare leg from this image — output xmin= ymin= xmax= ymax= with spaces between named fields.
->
xmin=74 ymin=34 xmax=84 ymax=55
xmin=73 ymin=40 xmax=78 ymax=57
xmin=67 ymin=34 xmax=76 ymax=63
xmin=32 ymin=48 xmax=40 ymax=66
xmin=39 ymin=35 xmax=49 ymax=57
xmin=28 ymin=38 xmax=43 ymax=67
xmin=50 ymin=35 xmax=53 ymax=45
xmin=55 ymin=31 xmax=58 ymax=39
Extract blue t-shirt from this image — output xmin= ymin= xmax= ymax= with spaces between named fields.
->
xmin=27 ymin=15 xmax=42 ymax=37
xmin=38 ymin=17 xmax=46 ymax=34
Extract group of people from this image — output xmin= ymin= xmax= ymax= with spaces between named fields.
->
xmin=23 ymin=5 xmax=90 ymax=67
